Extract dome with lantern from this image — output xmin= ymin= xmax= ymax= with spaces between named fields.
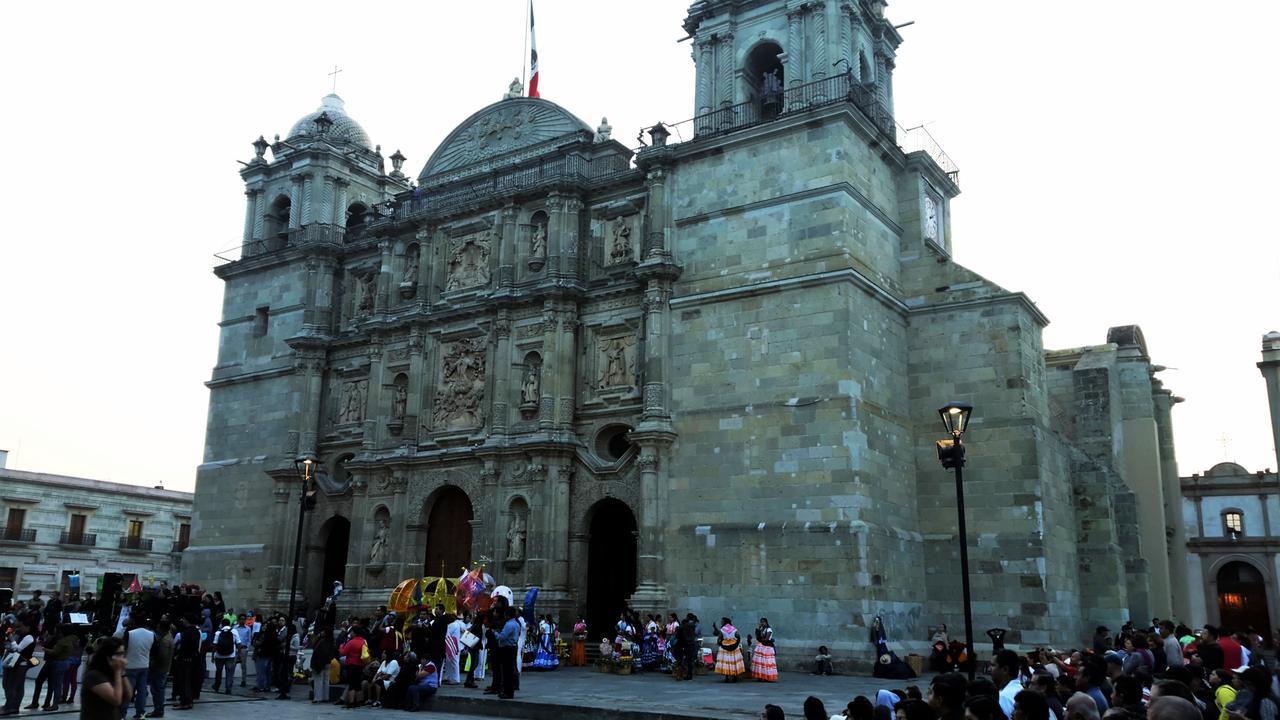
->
xmin=286 ymin=93 xmax=372 ymax=149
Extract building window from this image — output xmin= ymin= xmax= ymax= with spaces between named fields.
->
xmin=3 ymin=508 xmax=25 ymax=541
xmin=176 ymin=523 xmax=191 ymax=552
xmin=1224 ymin=510 xmax=1244 ymax=537
xmin=69 ymin=513 xmax=87 ymax=540
xmin=253 ymin=306 xmax=269 ymax=337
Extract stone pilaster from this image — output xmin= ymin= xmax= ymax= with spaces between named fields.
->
xmin=538 ymin=304 xmax=558 ymax=431
xmin=415 ymin=228 xmax=433 ymax=305
xmin=335 ymin=179 xmax=349 ymax=227
xmin=251 ymin=188 xmax=266 ymax=242
xmin=642 ymin=168 xmax=669 ymax=260
xmin=786 ymin=7 xmax=803 ymax=88
xmin=375 ymin=240 xmax=393 ymax=313
xmin=810 ymin=1 xmax=828 ymax=82
xmin=499 ymin=204 xmax=518 ymax=287
xmin=490 ymin=311 xmax=513 ymax=436
xmin=717 ymin=31 xmax=735 ymax=108
xmin=321 ymin=175 xmax=335 ymax=228
xmin=363 ymin=341 xmax=384 ymax=453
xmin=1259 ymin=332 xmax=1280 ymax=472
xmin=404 ymin=329 xmax=424 ymax=444
xmin=626 ymin=448 xmax=669 ymax=611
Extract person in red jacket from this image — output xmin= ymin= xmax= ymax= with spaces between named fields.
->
xmin=1216 ymin=627 xmax=1243 ymax=670
xmin=339 ymin=626 xmax=368 ymax=709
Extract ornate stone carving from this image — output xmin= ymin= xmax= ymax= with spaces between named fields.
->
xmin=387 ymin=347 xmax=410 ymax=363
xmin=445 ymin=231 xmax=493 ymax=291
xmin=607 ymin=216 xmax=633 ymax=265
xmin=368 ymin=518 xmax=390 ymax=564
xmin=510 ymin=463 xmax=546 ymax=484
xmin=494 ymin=317 xmax=512 ymax=339
xmin=432 ymin=338 xmax=487 ymax=430
xmin=339 ymin=379 xmax=368 ymax=424
xmin=516 ymin=322 xmax=544 ymax=339
xmin=530 ymin=221 xmax=547 ymax=259
xmin=597 ymin=335 xmax=637 ymax=390
xmin=520 ymin=361 xmax=541 ymax=406
xmin=402 ymin=245 xmax=420 ymax=285
xmin=355 ymin=274 xmax=376 ymax=318
xmin=637 ymin=454 xmax=658 ymax=471
xmin=392 ymin=381 xmax=408 ymax=421
xmin=506 ymin=514 xmax=526 ymax=561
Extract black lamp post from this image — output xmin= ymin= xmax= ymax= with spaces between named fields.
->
xmin=936 ymin=401 xmax=975 ymax=680
xmin=287 ymin=455 xmax=317 ymax=625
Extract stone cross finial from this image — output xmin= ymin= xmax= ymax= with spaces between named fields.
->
xmin=504 ymin=77 xmax=524 ymax=100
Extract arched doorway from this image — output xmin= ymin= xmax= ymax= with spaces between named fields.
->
xmin=1217 ymin=561 xmax=1271 ymax=635
xmin=745 ymin=42 xmax=784 ymax=118
xmin=424 ymin=486 xmax=473 ymax=578
xmin=319 ymin=515 xmax=351 ymax=601
xmin=586 ymin=498 xmax=637 ymax=637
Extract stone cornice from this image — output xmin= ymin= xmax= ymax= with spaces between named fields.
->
xmin=674 ymin=181 xmax=903 ymax=239
xmin=205 ymin=364 xmax=296 ymax=389
xmin=671 ymin=266 xmax=909 ymax=317
xmin=908 ymin=291 xmax=1051 ymax=329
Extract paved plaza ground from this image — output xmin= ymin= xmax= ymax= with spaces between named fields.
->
xmin=7 ymin=664 xmax=932 ymax=719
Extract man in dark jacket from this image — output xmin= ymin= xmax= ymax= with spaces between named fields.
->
xmin=426 ymin=607 xmax=448 ymax=680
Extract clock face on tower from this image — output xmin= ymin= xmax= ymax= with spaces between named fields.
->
xmin=924 ymin=195 xmax=939 ymax=241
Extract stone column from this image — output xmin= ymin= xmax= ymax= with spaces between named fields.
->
xmin=786 ymin=8 xmax=803 ymax=87
xmin=627 ymin=449 xmax=668 ymax=610
xmin=415 ymin=228 xmax=433 ymax=305
xmin=1259 ymin=332 xmax=1280 ymax=472
xmin=405 ymin=329 xmax=424 ymax=444
xmin=554 ymin=309 xmax=578 ymax=429
xmin=643 ymin=168 xmax=669 ymax=260
xmin=641 ymin=284 xmax=672 ymax=422
xmin=490 ymin=312 xmax=513 ymax=436
xmin=539 ymin=304 xmax=558 ymax=431
xmin=363 ymin=342 xmax=384 ymax=452
xmin=251 ymin=189 xmax=266 ymax=242
xmin=242 ymin=189 xmax=259 ymax=250
xmin=696 ymin=37 xmax=714 ymax=117
xmin=1153 ymin=382 xmax=1188 ymax=620
xmin=294 ymin=350 xmax=326 ymax=459
xmin=321 ymin=175 xmax=335 ymax=229
xmin=839 ymin=2 xmax=854 ymax=74
xmin=545 ymin=463 xmax=572 ymax=593
xmin=301 ymin=174 xmax=314 ymax=225
xmin=289 ymin=176 xmax=302 ymax=229
xmin=545 ymin=193 xmax=576 ymax=279
xmin=561 ymin=197 xmax=582 ymax=281
xmin=499 ymin=204 xmax=518 ymax=288
xmin=811 ymin=1 xmax=828 ymax=82
xmin=717 ymin=32 xmax=735 ymax=109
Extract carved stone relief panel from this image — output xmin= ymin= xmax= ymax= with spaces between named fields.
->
xmin=606 ymin=215 xmax=635 ymax=265
xmin=445 ymin=230 xmax=494 ymax=291
xmin=432 ymin=338 xmax=487 ymax=430
xmin=595 ymin=334 xmax=638 ymax=391
xmin=338 ymin=378 xmax=369 ymax=424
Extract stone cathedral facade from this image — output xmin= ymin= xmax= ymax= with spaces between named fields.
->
xmin=187 ymin=0 xmax=1184 ymax=664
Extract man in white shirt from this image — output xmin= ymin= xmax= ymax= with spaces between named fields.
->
xmin=115 ymin=617 xmax=156 ymax=720
xmin=993 ymin=649 xmax=1024 ymax=720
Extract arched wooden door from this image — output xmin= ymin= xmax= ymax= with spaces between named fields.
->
xmin=424 ymin=487 xmax=473 ymax=579
xmin=1217 ymin=561 xmax=1271 ymax=635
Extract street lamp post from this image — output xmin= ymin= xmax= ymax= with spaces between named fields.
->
xmin=287 ymin=456 xmax=317 ymax=625
xmin=936 ymin=401 xmax=975 ymax=680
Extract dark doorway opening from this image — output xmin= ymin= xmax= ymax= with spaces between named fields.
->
xmin=424 ymin=486 xmax=473 ymax=578
xmin=319 ymin=515 xmax=351 ymax=601
xmin=586 ymin=498 xmax=637 ymax=640
xmin=1218 ymin=561 xmax=1271 ymax=638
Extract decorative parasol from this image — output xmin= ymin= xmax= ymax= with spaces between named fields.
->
xmin=388 ymin=578 xmax=420 ymax=615
xmin=422 ymin=575 xmax=459 ymax=614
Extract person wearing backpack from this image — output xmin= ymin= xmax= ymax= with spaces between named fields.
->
xmin=211 ymin=624 xmax=236 ymax=694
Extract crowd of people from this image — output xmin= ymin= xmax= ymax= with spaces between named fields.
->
xmin=5 ymin=586 xmax=1280 ymax=720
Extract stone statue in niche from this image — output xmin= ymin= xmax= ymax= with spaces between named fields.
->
xmin=530 ymin=222 xmax=547 ymax=258
xmin=608 ymin=216 xmax=632 ymax=265
xmin=597 ymin=336 xmax=636 ymax=390
xmin=392 ymin=382 xmax=408 ymax=421
xmin=368 ymin=518 xmax=389 ymax=564
xmin=402 ymin=246 xmax=419 ymax=285
xmin=339 ymin=379 xmax=368 ymax=424
xmin=432 ymin=338 xmax=487 ymax=430
xmin=520 ymin=363 xmax=540 ymax=405
xmin=445 ymin=232 xmax=492 ymax=291
xmin=506 ymin=513 xmax=526 ymax=562
xmin=356 ymin=274 xmax=376 ymax=317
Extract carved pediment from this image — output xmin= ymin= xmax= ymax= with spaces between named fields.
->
xmin=420 ymin=98 xmax=593 ymax=181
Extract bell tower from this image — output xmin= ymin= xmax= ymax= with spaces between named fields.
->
xmin=683 ymin=0 xmax=901 ymax=117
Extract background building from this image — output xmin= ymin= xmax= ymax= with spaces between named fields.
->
xmin=0 ymin=465 xmax=193 ymax=596
xmin=1177 ymin=331 xmax=1280 ymax=636
xmin=186 ymin=0 xmax=1183 ymax=663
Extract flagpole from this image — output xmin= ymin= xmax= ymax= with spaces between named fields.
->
xmin=521 ymin=0 xmax=530 ymax=91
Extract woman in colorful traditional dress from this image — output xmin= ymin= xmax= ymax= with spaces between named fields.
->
xmin=713 ymin=618 xmax=745 ymax=682
xmin=640 ymin=616 xmax=661 ymax=670
xmin=532 ymin=615 xmax=559 ymax=669
xmin=569 ymin=616 xmax=588 ymax=667
xmin=750 ymin=618 xmax=778 ymax=682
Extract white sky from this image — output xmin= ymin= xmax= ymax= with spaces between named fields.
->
xmin=1 ymin=1 xmax=1276 ymax=491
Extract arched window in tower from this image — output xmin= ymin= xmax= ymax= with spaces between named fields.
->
xmin=745 ymin=42 xmax=785 ymax=119
xmin=265 ymin=195 xmax=291 ymax=247
xmin=346 ymin=202 xmax=370 ymax=230
xmin=858 ymin=50 xmax=873 ymax=85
